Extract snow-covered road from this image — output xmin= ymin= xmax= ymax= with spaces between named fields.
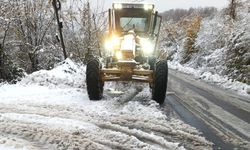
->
xmin=0 ymin=60 xmax=212 ymax=150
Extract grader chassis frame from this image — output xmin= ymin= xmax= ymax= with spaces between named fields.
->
xmin=101 ymin=62 xmax=153 ymax=83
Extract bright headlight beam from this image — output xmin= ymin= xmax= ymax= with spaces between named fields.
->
xmin=116 ymin=51 xmax=123 ymax=60
xmin=105 ymin=40 xmax=113 ymax=51
xmin=114 ymin=3 xmax=122 ymax=9
xmin=140 ymin=39 xmax=154 ymax=55
xmin=111 ymin=36 xmax=120 ymax=46
xmin=105 ymin=35 xmax=120 ymax=52
xmin=144 ymin=4 xmax=153 ymax=11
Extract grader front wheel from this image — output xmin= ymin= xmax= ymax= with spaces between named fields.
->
xmin=86 ymin=59 xmax=103 ymax=100
xmin=152 ymin=60 xmax=168 ymax=104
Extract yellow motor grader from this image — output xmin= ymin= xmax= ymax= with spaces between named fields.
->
xmin=86 ymin=2 xmax=168 ymax=104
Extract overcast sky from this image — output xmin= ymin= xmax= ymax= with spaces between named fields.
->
xmin=101 ymin=0 xmax=229 ymax=12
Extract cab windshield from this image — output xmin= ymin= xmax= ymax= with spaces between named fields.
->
xmin=115 ymin=8 xmax=151 ymax=34
xmin=120 ymin=17 xmax=148 ymax=32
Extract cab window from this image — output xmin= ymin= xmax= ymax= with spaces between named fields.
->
xmin=115 ymin=8 xmax=151 ymax=34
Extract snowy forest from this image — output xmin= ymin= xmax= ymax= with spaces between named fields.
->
xmin=0 ymin=1 xmax=250 ymax=149
xmin=160 ymin=0 xmax=250 ymax=86
xmin=0 ymin=0 xmax=106 ymax=82
xmin=0 ymin=0 xmax=249 ymax=86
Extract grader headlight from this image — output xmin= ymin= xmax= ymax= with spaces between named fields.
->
xmin=105 ymin=40 xmax=113 ymax=52
xmin=105 ymin=35 xmax=120 ymax=52
xmin=114 ymin=3 xmax=122 ymax=9
xmin=140 ymin=38 xmax=154 ymax=56
xmin=115 ymin=51 xmax=123 ymax=60
xmin=144 ymin=4 xmax=153 ymax=11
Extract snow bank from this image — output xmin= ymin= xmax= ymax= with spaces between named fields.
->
xmin=169 ymin=61 xmax=250 ymax=96
xmin=19 ymin=59 xmax=86 ymax=88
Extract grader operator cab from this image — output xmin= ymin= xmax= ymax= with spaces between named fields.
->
xmin=86 ymin=2 xmax=168 ymax=104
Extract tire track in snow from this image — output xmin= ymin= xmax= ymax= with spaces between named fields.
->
xmin=0 ymin=92 xmax=212 ymax=150
xmin=121 ymin=91 xmax=212 ymax=150
xmin=0 ymin=81 xmax=212 ymax=150
xmin=0 ymin=105 xmax=179 ymax=150
xmin=0 ymin=112 xmax=181 ymax=150
xmin=0 ymin=118 xmax=114 ymax=150
xmin=0 ymin=134 xmax=49 ymax=150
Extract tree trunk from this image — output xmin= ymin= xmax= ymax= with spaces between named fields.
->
xmin=28 ymin=52 xmax=39 ymax=72
xmin=0 ymin=44 xmax=3 ymax=79
xmin=229 ymin=0 xmax=237 ymax=20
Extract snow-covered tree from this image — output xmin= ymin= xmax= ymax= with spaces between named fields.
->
xmin=59 ymin=0 xmax=107 ymax=62
xmin=0 ymin=0 xmax=107 ymax=82
xmin=225 ymin=1 xmax=250 ymax=84
xmin=182 ymin=16 xmax=201 ymax=63
xmin=9 ymin=0 xmax=63 ymax=72
xmin=0 ymin=1 xmax=25 ymax=82
xmin=228 ymin=0 xmax=241 ymax=20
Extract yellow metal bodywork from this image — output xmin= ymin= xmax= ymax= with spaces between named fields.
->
xmin=101 ymin=61 xmax=153 ymax=84
xmin=101 ymin=68 xmax=153 ymax=81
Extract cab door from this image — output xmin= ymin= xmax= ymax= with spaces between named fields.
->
xmin=151 ymin=12 xmax=162 ymax=54
xmin=152 ymin=11 xmax=162 ymax=37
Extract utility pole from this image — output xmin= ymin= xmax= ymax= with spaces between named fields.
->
xmin=52 ymin=0 xmax=67 ymax=59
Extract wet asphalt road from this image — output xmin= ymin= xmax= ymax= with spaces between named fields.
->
xmin=164 ymin=69 xmax=250 ymax=150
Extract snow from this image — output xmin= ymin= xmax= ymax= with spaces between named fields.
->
xmin=0 ymin=59 xmax=212 ymax=149
xmin=162 ymin=1 xmax=250 ymax=97
xmin=1 ymin=113 xmax=98 ymax=131
xmin=20 ymin=59 xmax=86 ymax=88
xmin=169 ymin=61 xmax=250 ymax=97
xmin=0 ymin=145 xmax=28 ymax=150
xmin=0 ymin=136 xmax=31 ymax=150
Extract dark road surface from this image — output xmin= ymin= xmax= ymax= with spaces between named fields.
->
xmin=165 ymin=69 xmax=250 ymax=150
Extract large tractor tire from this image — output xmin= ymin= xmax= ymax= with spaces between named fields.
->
xmin=152 ymin=60 xmax=168 ymax=104
xmin=86 ymin=59 xmax=103 ymax=100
